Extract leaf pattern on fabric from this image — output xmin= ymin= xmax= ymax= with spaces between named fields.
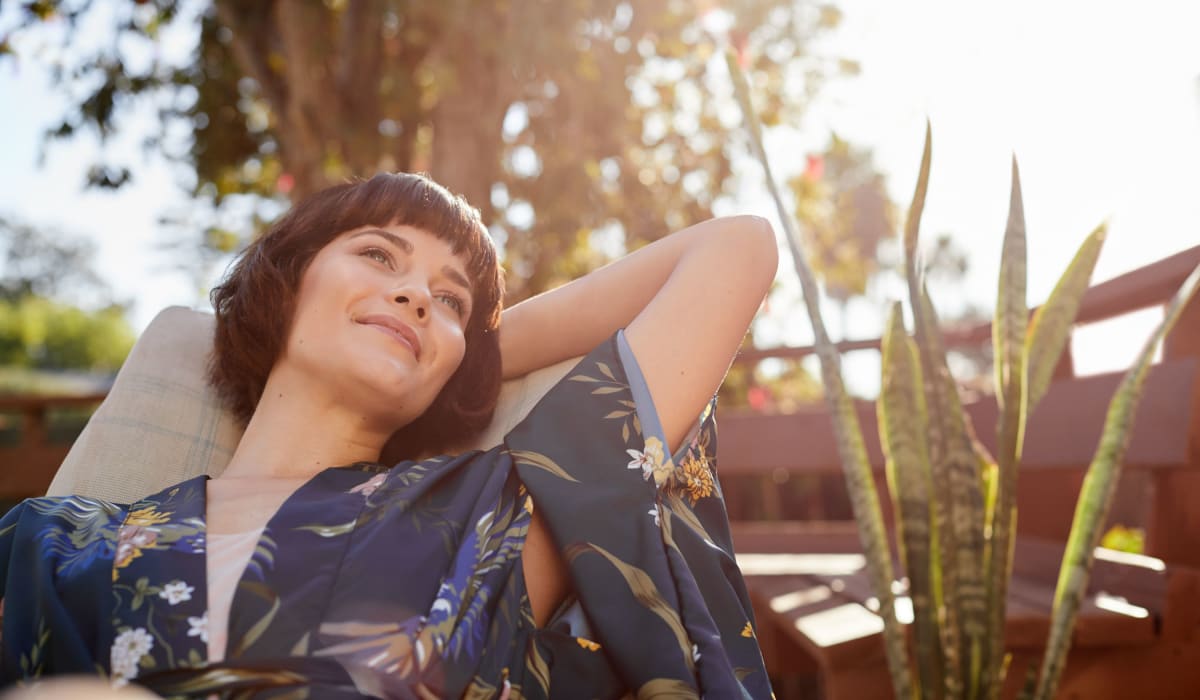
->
xmin=564 ymin=541 xmax=696 ymax=674
xmin=0 ymin=330 xmax=771 ymax=698
xmin=509 ymin=449 xmax=581 ymax=483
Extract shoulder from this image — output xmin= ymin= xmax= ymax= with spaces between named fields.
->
xmin=0 ymin=496 xmax=127 ymax=547
xmin=0 ymin=495 xmax=127 ymax=572
xmin=3 ymin=494 xmax=126 ymax=525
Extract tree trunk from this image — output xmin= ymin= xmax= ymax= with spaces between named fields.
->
xmin=427 ymin=8 xmax=512 ymax=220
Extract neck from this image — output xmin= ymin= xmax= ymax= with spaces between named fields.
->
xmin=219 ymin=367 xmax=393 ymax=481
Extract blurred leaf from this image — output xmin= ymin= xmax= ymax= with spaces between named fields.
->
xmin=1024 ymin=224 xmax=1106 ymax=410
xmin=788 ymin=134 xmax=899 ymax=307
xmin=24 ymin=1 xmax=58 ymax=21
xmin=0 ymin=296 xmax=134 ymax=372
xmin=85 ymin=165 xmax=132 ymax=189
xmin=1032 ymin=258 xmax=1200 ymax=700
xmin=1099 ymin=525 xmax=1144 ymax=555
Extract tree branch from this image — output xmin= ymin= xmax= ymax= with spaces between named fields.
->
xmin=270 ymin=1 xmax=340 ymax=197
xmin=212 ymin=1 xmax=287 ymax=115
xmin=336 ymin=0 xmax=385 ymax=174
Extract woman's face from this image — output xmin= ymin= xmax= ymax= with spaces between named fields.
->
xmin=280 ymin=223 xmax=475 ymax=432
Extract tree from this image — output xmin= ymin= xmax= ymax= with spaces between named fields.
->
xmin=4 ymin=0 xmax=853 ymax=301
xmin=0 ymin=215 xmax=108 ymax=303
xmin=0 ymin=216 xmax=134 ymax=375
xmin=787 ymin=134 xmax=983 ymax=383
xmin=0 ymin=295 xmax=133 ymax=372
xmin=788 ymin=133 xmax=897 ymax=335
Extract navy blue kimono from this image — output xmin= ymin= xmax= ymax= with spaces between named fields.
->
xmin=0 ymin=331 xmax=770 ymax=698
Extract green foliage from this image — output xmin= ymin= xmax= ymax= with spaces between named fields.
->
xmin=0 ymin=296 xmax=134 ymax=372
xmin=1099 ymin=525 xmax=1144 ymax=555
xmin=6 ymin=0 xmax=855 ymax=302
xmin=0 ymin=215 xmax=135 ymax=377
xmin=0 ymin=216 xmax=107 ymax=303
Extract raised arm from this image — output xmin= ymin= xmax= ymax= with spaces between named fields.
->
xmin=500 ymin=215 xmax=778 ymax=451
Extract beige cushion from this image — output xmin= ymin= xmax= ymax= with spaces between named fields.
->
xmin=48 ymin=306 xmax=578 ymax=503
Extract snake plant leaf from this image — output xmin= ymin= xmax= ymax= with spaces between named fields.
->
xmin=1031 ymin=260 xmax=1200 ymax=700
xmin=880 ymin=302 xmax=943 ymax=698
xmin=976 ymin=442 xmax=1007 ymax=700
xmin=994 ymin=155 xmax=1028 ymax=425
xmin=1024 ymin=224 xmax=1107 ymax=411
xmin=916 ymin=287 xmax=989 ymax=699
xmin=899 ymin=127 xmax=965 ymax=698
xmin=725 ymin=47 xmax=913 ymax=700
xmin=985 ymin=156 xmax=1029 ymax=696
xmin=904 ymin=120 xmax=933 ymax=272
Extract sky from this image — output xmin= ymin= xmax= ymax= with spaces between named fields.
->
xmin=1 ymin=0 xmax=1198 ymax=391
xmin=736 ymin=0 xmax=1200 ymax=387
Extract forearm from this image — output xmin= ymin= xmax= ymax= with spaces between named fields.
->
xmin=499 ymin=215 xmax=771 ymax=379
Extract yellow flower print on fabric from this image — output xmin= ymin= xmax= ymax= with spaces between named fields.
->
xmin=740 ymin=622 xmax=755 ymax=638
xmin=677 ymin=455 xmax=715 ymax=505
xmin=626 ymin=436 xmax=673 ymax=487
xmin=576 ymin=637 xmax=601 ymax=651
xmin=126 ymin=506 xmax=171 ymax=528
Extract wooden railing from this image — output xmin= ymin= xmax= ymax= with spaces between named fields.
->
xmin=0 ymin=393 xmax=106 ymax=499
xmin=718 ymin=243 xmax=1200 ymax=564
xmin=732 ymin=243 xmax=1200 ymax=368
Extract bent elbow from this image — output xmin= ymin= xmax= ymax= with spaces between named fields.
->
xmin=729 ymin=215 xmax=779 ymax=282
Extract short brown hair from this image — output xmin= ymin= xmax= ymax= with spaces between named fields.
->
xmin=208 ymin=173 xmax=505 ymax=462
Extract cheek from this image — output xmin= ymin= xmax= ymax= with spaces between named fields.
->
xmin=445 ymin=332 xmax=468 ymax=376
xmin=433 ymin=328 xmax=468 ymax=385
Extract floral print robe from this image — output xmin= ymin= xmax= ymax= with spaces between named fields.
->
xmin=0 ymin=331 xmax=770 ymax=698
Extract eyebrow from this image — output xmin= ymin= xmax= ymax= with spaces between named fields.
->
xmin=351 ymin=228 xmax=474 ymax=296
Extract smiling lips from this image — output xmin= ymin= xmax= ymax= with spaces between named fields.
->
xmin=358 ymin=314 xmax=422 ymax=359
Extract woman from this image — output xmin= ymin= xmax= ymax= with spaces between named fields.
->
xmin=0 ymin=173 xmax=777 ymax=698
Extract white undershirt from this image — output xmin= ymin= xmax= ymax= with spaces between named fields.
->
xmin=205 ymin=527 xmax=264 ymax=663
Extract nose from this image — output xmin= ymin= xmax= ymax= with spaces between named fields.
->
xmin=391 ymin=283 xmax=431 ymax=322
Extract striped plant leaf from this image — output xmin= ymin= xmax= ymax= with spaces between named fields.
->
xmin=879 ymin=303 xmax=943 ymax=697
xmin=725 ymin=48 xmax=913 ymax=700
xmin=984 ymin=158 xmax=1028 ymax=697
xmin=904 ymin=121 xmax=933 ymax=272
xmin=898 ymin=124 xmax=967 ymax=698
xmin=976 ymin=441 xmax=1005 ymax=700
xmin=1029 ymin=259 xmax=1200 ymax=700
xmin=916 ymin=287 xmax=988 ymax=699
xmin=994 ymin=156 xmax=1028 ymax=426
xmin=1024 ymin=224 xmax=1107 ymax=411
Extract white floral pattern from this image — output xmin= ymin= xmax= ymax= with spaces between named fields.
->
xmin=626 ymin=435 xmax=670 ymax=486
xmin=648 ymin=506 xmax=661 ymax=527
xmin=110 ymin=627 xmax=154 ymax=685
xmin=158 ymin=580 xmax=194 ymax=605
xmin=187 ymin=611 xmax=209 ymax=644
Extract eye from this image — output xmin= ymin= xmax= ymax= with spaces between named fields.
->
xmin=360 ymin=246 xmax=394 ymax=268
xmin=437 ymin=292 xmax=466 ymax=317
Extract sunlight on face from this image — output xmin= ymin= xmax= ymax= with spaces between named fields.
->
xmin=281 ymin=224 xmax=474 ymax=432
